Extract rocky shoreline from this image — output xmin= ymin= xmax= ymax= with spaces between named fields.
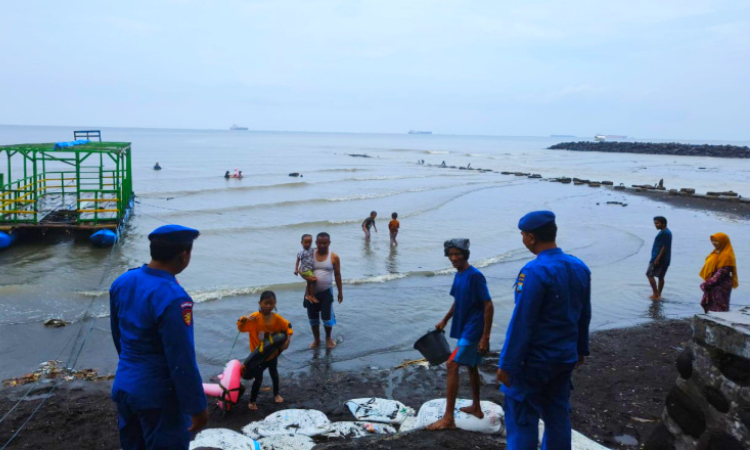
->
xmin=548 ymin=141 xmax=750 ymax=158
xmin=0 ymin=320 xmax=692 ymax=449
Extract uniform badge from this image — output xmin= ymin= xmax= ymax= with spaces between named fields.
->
xmin=181 ymin=301 xmax=193 ymax=326
xmin=515 ymin=272 xmax=526 ymax=293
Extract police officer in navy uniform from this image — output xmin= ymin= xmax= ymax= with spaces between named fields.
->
xmin=497 ymin=211 xmax=591 ymax=450
xmin=110 ymin=225 xmax=208 ymax=449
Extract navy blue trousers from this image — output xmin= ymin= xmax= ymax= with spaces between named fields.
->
xmin=503 ymin=363 xmax=575 ymax=450
xmin=115 ymin=393 xmax=190 ymax=450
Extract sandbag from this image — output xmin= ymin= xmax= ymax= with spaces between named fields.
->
xmin=257 ymin=435 xmax=315 ymax=450
xmin=398 ymin=416 xmax=419 ymax=433
xmin=537 ymin=422 xmax=612 ymax=450
xmin=242 ymin=409 xmax=331 ymax=440
xmin=345 ymin=398 xmax=415 ymax=425
xmin=190 ymin=428 xmax=260 ymax=450
xmin=415 ymin=399 xmax=504 ymax=434
xmin=324 ymin=421 xmax=397 ymax=439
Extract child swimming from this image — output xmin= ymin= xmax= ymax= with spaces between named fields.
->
xmin=236 ymin=291 xmax=293 ymax=410
xmin=295 ymin=234 xmax=318 ymax=302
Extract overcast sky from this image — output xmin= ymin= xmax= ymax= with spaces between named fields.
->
xmin=1 ymin=1 xmax=748 ymax=139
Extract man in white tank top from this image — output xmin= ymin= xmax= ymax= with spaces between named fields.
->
xmin=304 ymin=232 xmax=343 ymax=349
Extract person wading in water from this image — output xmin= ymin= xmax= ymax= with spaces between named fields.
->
xmin=305 ymin=232 xmax=343 ymax=349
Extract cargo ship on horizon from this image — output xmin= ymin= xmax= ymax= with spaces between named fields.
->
xmin=230 ymin=124 xmax=248 ymax=131
xmin=408 ymin=130 xmax=432 ymax=135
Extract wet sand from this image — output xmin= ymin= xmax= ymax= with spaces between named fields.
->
xmin=0 ymin=319 xmax=690 ymax=449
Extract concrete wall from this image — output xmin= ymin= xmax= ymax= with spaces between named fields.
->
xmin=645 ymin=307 xmax=750 ymax=450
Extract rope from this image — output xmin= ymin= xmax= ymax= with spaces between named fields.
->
xmin=228 ymin=331 xmax=241 ymax=361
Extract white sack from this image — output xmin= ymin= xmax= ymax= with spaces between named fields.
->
xmin=345 ymin=398 xmax=415 ymax=425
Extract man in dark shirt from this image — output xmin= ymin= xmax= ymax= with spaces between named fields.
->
xmin=647 ymin=216 xmax=672 ymax=300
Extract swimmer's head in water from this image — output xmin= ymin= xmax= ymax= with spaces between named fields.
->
xmin=370 ymin=211 xmax=377 ymax=218
xmin=258 ymin=290 xmax=277 ymax=315
xmin=301 ymin=234 xmax=313 ymax=249
xmin=392 ymin=212 xmax=398 ymax=219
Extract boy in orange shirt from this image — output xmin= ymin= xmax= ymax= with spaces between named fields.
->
xmin=237 ymin=291 xmax=293 ymax=410
xmin=388 ymin=212 xmax=400 ymax=247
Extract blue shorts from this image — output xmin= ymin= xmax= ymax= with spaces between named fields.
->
xmin=449 ymin=342 xmax=483 ymax=367
xmin=304 ymin=288 xmax=336 ymax=327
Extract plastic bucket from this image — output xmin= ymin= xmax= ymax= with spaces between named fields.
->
xmin=414 ymin=330 xmax=452 ymax=366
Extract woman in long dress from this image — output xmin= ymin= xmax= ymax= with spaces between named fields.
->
xmin=700 ymin=233 xmax=738 ymax=313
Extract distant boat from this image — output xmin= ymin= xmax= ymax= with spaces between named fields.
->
xmin=408 ymin=130 xmax=432 ymax=135
xmin=594 ymin=134 xmax=606 ymax=142
xmin=230 ymin=124 xmax=248 ymax=131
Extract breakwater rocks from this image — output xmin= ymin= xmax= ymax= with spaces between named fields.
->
xmin=645 ymin=308 xmax=750 ymax=450
xmin=548 ymin=141 xmax=750 ymax=158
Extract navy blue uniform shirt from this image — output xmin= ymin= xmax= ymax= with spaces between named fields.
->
xmin=109 ymin=265 xmax=206 ymax=415
xmin=499 ymin=248 xmax=591 ymax=374
xmin=449 ymin=266 xmax=492 ymax=343
xmin=650 ymin=229 xmax=672 ymax=266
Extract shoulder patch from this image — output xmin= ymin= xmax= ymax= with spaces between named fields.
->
xmin=515 ymin=272 xmax=525 ymax=293
xmin=181 ymin=301 xmax=193 ymax=326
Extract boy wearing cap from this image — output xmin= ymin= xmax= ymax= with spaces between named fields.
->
xmin=427 ymin=238 xmax=494 ymax=430
xmin=497 ymin=211 xmax=591 ymax=450
xmin=109 ymin=225 xmax=208 ymax=450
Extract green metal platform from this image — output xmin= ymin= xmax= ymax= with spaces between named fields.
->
xmin=0 ymin=140 xmax=133 ymax=232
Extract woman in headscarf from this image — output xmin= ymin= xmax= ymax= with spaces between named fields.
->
xmin=700 ymin=233 xmax=738 ymax=313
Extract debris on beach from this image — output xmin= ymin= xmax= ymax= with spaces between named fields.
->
xmin=346 ymin=153 xmax=372 ymax=158
xmin=2 ymin=360 xmax=114 ymax=386
xmin=606 ymin=201 xmax=628 ymax=207
xmin=43 ymin=318 xmax=69 ymax=328
xmin=393 ymin=358 xmax=429 ymax=370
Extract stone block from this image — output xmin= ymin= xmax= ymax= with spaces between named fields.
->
xmin=665 ymin=386 xmax=706 ymax=438
xmin=692 ymin=308 xmax=750 ymax=359
xmin=676 ymin=348 xmax=693 ymax=379
xmin=702 ymin=386 xmax=730 ymax=413
xmin=643 ymin=423 xmax=676 ymax=450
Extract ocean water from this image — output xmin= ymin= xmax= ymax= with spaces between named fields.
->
xmin=1 ymin=125 xmax=749 ymax=380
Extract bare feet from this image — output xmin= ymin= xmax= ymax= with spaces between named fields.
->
xmin=309 ymin=340 xmax=320 ymax=349
xmin=261 ymin=386 xmax=271 ymax=392
xmin=425 ymin=416 xmax=456 ymax=430
xmin=460 ymin=405 xmax=484 ymax=419
xmin=274 ymin=395 xmax=284 ymax=404
xmin=326 ymin=338 xmax=337 ymax=349
xmin=248 ymin=402 xmax=258 ymax=411
xmin=649 ymin=294 xmax=660 ymax=300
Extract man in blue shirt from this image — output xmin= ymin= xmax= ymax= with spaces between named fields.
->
xmin=427 ymin=238 xmax=494 ymax=430
xmin=647 ymin=216 xmax=672 ymax=300
xmin=110 ymin=225 xmax=208 ymax=450
xmin=497 ymin=211 xmax=591 ymax=450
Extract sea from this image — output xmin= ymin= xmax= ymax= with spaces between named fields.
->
xmin=1 ymin=125 xmax=750 ymax=381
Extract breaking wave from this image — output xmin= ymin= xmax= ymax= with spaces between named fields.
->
xmin=73 ymin=247 xmax=529 ymax=306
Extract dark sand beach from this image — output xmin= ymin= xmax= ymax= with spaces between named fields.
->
xmin=0 ymin=319 xmax=690 ymax=449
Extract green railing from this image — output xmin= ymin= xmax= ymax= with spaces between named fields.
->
xmin=0 ymin=142 xmax=133 ymax=227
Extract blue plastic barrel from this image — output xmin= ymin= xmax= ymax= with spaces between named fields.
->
xmin=90 ymin=230 xmax=117 ymax=247
xmin=0 ymin=232 xmax=16 ymax=250
xmin=414 ymin=329 xmax=452 ymax=366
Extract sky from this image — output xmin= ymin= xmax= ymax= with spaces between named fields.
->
xmin=0 ymin=1 xmax=748 ymax=140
